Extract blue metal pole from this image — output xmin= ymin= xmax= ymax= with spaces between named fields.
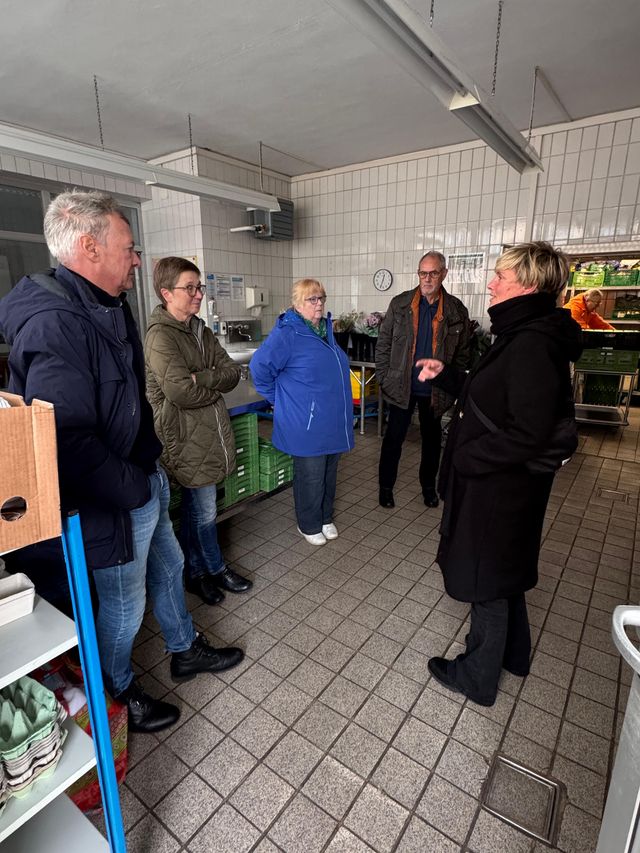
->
xmin=61 ymin=513 xmax=127 ymax=853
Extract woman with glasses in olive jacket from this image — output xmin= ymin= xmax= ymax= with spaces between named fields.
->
xmin=251 ymin=279 xmax=354 ymax=546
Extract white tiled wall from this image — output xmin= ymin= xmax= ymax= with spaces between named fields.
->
xmin=141 ymin=148 xmax=293 ymax=336
xmin=291 ymin=108 xmax=640 ymax=326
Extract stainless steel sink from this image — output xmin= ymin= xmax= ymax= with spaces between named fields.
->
xmin=226 ymin=346 xmax=258 ymax=364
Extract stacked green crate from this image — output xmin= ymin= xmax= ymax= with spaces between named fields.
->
xmin=218 ymin=413 xmax=260 ymax=509
xmin=259 ymin=438 xmax=294 ymax=492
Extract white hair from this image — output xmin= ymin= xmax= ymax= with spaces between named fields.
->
xmin=43 ymin=190 xmax=128 ymax=263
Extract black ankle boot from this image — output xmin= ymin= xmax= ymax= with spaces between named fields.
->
xmin=116 ymin=680 xmax=180 ymax=734
xmin=170 ymin=634 xmax=244 ymax=683
xmin=379 ymin=487 xmax=395 ymax=508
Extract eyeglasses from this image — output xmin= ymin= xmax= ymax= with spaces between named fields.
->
xmin=305 ymin=295 xmax=327 ymax=305
xmin=173 ymin=284 xmax=205 ymax=297
xmin=418 ymin=269 xmax=444 ymax=280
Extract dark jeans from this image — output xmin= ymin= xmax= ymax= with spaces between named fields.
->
xmin=179 ymin=484 xmax=225 ymax=582
xmin=292 ymin=453 xmax=340 ymax=535
xmin=379 ymin=396 xmax=442 ymax=494
xmin=451 ymin=593 xmax=531 ymax=705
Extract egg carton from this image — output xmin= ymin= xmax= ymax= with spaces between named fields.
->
xmin=6 ymin=746 xmax=64 ymax=799
xmin=3 ymin=722 xmax=65 ymax=779
xmin=0 ymin=677 xmax=61 ymax=761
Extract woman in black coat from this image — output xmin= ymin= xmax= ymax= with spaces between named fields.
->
xmin=417 ymin=242 xmax=583 ymax=707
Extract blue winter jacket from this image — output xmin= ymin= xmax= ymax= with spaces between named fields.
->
xmin=0 ymin=266 xmax=161 ymax=570
xmin=250 ymin=310 xmax=354 ymax=457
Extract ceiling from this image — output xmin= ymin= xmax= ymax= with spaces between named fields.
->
xmin=2 ymin=0 xmax=639 ymax=176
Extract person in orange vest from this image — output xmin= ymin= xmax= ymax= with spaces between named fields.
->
xmin=564 ymin=288 xmax=614 ymax=330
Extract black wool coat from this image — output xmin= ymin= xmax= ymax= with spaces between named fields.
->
xmin=435 ymin=293 xmax=583 ymax=603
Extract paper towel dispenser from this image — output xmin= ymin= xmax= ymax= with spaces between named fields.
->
xmin=246 ymin=287 xmax=269 ymax=310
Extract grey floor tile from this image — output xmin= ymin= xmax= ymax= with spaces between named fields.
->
xmin=417 ymin=773 xmax=478 ymax=843
xmin=453 ymin=707 xmax=503 ymax=759
xmin=229 ymin=764 xmax=294 ymax=830
xmin=373 ymin=668 xmax=421 ymax=711
xmin=435 ymin=740 xmax=489 ymax=797
xmin=288 ymin=658 xmax=335 ymax=697
xmin=311 ymin=636 xmax=356 ymax=671
xmin=572 ymin=667 xmax=618 ymax=708
xmin=557 ymin=720 xmax=610 ymax=775
xmin=325 ymin=827 xmax=376 ymax=852
xmin=468 ymin=809 xmax=532 ymax=853
xmin=393 ymin=716 xmax=447 ymax=770
xmin=320 ymin=674 xmax=370 ymax=718
xmin=201 ymin=686 xmax=255 ymax=732
xmin=360 ymin=632 xmax=404 ymax=666
xmin=331 ymin=618 xmax=374 ymax=651
xmin=268 ymin=793 xmax=337 ymax=853
xmin=509 ymin=701 xmax=561 ymax=751
xmin=331 ymin=722 xmax=387 ymax=776
xmin=265 ymin=731 xmax=324 ymax=786
xmin=552 ymin=754 xmax=606 ymax=819
xmin=355 ymin=694 xmax=406 ymax=741
xmin=396 ymin=816 xmax=459 ymax=853
xmin=341 ymin=652 xmax=387 ymax=690
xmin=294 ymin=701 xmax=349 ymax=750
xmin=164 ymin=712 xmax=223 ymax=766
xmin=260 ymin=642 xmax=305 ymax=677
xmin=565 ymin=691 xmax=615 ymax=737
xmin=262 ymin=680 xmax=315 ymax=725
xmin=195 ymin=736 xmax=257 ymax=797
xmin=557 ymin=804 xmax=601 ymax=853
xmin=119 ymin=783 xmax=149 ymax=832
xmin=187 ymin=804 xmax=260 ymax=853
xmin=411 ymin=685 xmax=462 ymax=734
xmin=232 ymin=662 xmax=282 ymax=703
xmin=371 ymin=747 xmax=429 ymax=810
xmin=126 ymin=813 xmax=180 ymax=853
xmin=519 ymin=675 xmax=568 ymax=718
xmin=302 ymin=755 xmax=364 ymax=819
xmin=500 ymin=730 xmax=553 ymax=774
xmin=232 ymin=706 xmax=287 ymax=758
xmin=155 ymin=772 xmax=222 ymax=843
xmin=344 ymin=783 xmax=409 ymax=852
xmin=126 ymin=744 xmax=189 ymax=808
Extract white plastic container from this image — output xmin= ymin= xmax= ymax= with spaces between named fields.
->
xmin=0 ymin=574 xmax=35 ymax=627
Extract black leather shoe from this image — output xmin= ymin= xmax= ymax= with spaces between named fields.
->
xmin=170 ymin=634 xmax=245 ymax=682
xmin=379 ymin=487 xmax=395 ymax=508
xmin=116 ymin=680 xmax=180 ymax=734
xmin=428 ymin=657 xmax=495 ymax=707
xmin=211 ymin=565 xmax=253 ymax=593
xmin=185 ymin=574 xmax=225 ymax=605
xmin=427 ymin=657 xmax=462 ymax=695
xmin=423 ymin=488 xmax=439 ymax=508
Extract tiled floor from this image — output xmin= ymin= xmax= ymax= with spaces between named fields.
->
xmin=98 ymin=409 xmax=639 ymax=853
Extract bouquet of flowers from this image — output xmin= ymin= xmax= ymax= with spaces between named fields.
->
xmin=354 ymin=311 xmax=385 ymax=337
xmin=333 ymin=310 xmax=359 ymax=333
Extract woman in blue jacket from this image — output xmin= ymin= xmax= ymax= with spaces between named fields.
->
xmin=251 ymin=279 xmax=354 ymax=545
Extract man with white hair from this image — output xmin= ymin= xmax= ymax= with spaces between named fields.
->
xmin=0 ymin=190 xmax=244 ymax=733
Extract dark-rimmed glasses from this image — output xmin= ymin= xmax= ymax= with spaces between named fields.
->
xmin=305 ymin=295 xmax=327 ymax=305
xmin=173 ymin=284 xmax=205 ymax=296
xmin=418 ymin=269 xmax=444 ymax=280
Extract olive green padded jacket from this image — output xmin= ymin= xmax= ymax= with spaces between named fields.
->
xmin=144 ymin=305 xmax=241 ymax=488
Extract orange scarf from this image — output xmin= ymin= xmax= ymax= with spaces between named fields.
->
xmin=410 ymin=286 xmax=445 ymax=362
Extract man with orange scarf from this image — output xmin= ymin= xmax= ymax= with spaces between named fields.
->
xmin=376 ymin=251 xmax=471 ymax=508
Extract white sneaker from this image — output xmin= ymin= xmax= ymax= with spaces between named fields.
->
xmin=297 ymin=527 xmax=326 ymax=546
xmin=322 ymin=523 xmax=338 ymax=540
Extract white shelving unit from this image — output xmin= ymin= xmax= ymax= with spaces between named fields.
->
xmin=0 ymin=596 xmax=109 ymax=850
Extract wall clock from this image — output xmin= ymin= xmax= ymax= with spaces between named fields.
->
xmin=373 ymin=268 xmax=393 ymax=291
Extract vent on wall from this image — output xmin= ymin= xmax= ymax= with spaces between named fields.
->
xmin=250 ymin=198 xmax=294 ymax=240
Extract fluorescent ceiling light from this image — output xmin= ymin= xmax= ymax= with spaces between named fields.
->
xmin=326 ymin=0 xmax=543 ymax=173
xmin=0 ymin=121 xmax=280 ymax=211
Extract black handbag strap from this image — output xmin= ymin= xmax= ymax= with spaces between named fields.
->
xmin=467 ymin=395 xmax=499 ymax=433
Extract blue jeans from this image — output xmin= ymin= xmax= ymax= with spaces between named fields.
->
xmin=180 ymin=484 xmax=225 ymax=581
xmin=93 ymin=467 xmax=196 ymax=696
xmin=292 ymin=453 xmax=340 ymax=535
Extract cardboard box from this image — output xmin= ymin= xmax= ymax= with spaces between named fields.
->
xmin=0 ymin=392 xmax=61 ymax=553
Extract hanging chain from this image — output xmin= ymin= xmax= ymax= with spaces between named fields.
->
xmin=527 ymin=66 xmax=539 ymax=141
xmin=93 ymin=75 xmax=105 ymax=149
xmin=429 ymin=0 xmax=435 ymax=26
xmin=491 ymin=0 xmax=503 ymax=97
xmin=188 ymin=114 xmax=195 ymax=175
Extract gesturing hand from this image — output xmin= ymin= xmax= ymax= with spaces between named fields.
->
xmin=415 ymin=358 xmax=444 ymax=382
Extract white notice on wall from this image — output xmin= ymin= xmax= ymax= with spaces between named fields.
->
xmin=231 ymin=275 xmax=245 ymax=301
xmin=216 ymin=275 xmax=231 ymax=298
xmin=447 ymin=252 xmax=485 ymax=287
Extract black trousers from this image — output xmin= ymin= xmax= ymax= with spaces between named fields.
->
xmin=379 ymin=396 xmax=442 ymax=495
xmin=450 ymin=593 xmax=531 ymax=705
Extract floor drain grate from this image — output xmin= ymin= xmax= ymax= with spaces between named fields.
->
xmin=596 ymin=487 xmax=630 ymax=502
xmin=481 ymin=754 xmax=566 ymax=846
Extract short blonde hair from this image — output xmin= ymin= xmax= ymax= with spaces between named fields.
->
xmin=496 ymin=241 xmax=570 ymax=296
xmin=584 ymin=288 xmax=604 ymax=302
xmin=291 ymin=278 xmax=326 ymax=310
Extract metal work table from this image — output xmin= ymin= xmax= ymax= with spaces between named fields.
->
xmin=223 ymin=376 xmax=269 ymax=416
xmin=349 ymin=360 xmax=384 ymax=437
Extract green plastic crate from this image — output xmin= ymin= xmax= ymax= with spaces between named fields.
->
xmin=603 ymin=269 xmax=638 ymax=287
xmin=260 ymin=465 xmax=293 ymax=493
xmin=258 ymin=438 xmax=293 ymax=473
xmin=571 ymin=269 xmax=605 ymax=288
